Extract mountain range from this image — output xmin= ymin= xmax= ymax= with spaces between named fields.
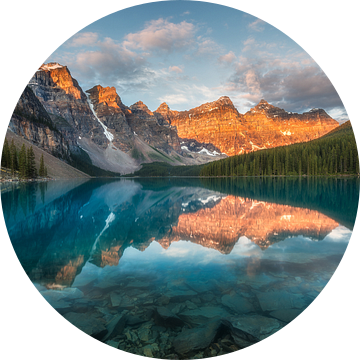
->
xmin=7 ymin=62 xmax=339 ymax=176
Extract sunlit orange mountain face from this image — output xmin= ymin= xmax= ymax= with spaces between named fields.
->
xmin=156 ymin=97 xmax=339 ymax=156
xmin=7 ymin=62 xmax=341 ymax=177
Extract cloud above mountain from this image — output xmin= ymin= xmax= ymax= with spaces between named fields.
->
xmin=46 ymin=2 xmax=347 ymax=118
xmin=123 ymin=18 xmax=196 ymax=53
xmin=221 ymin=53 xmax=343 ymax=113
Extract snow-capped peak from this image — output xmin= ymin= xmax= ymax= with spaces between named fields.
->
xmin=38 ymin=63 xmax=64 ymax=71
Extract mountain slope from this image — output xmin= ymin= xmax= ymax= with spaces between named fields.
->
xmin=4 ymin=130 xmax=90 ymax=179
xmin=7 ymin=62 xmax=343 ymax=176
xmin=155 ymin=98 xmax=339 ymax=156
xmin=23 ymin=64 xmax=224 ymax=174
xmin=200 ymin=120 xmax=358 ymax=177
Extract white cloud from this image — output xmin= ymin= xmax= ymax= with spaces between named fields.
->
xmin=220 ymin=53 xmax=345 ymax=116
xmin=123 ymin=18 xmax=196 ymax=52
xmin=158 ymin=83 xmax=224 ymax=109
xmin=244 ymin=69 xmax=261 ymax=96
xmin=158 ymin=94 xmax=189 ymax=105
xmin=218 ymin=51 xmax=236 ymax=64
xmin=248 ymin=18 xmax=265 ymax=32
xmin=327 ymin=108 xmax=349 ymax=122
xmin=195 ymin=38 xmax=222 ymax=56
xmin=66 ymin=32 xmax=99 ymax=47
xmin=169 ymin=65 xmax=183 ymax=74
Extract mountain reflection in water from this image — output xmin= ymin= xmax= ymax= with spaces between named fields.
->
xmin=1 ymin=177 xmax=358 ymax=358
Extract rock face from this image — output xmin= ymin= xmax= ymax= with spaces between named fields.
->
xmin=9 ymin=62 xmax=340 ymax=175
xmin=86 ymin=85 xmax=134 ymax=152
xmin=127 ymin=100 xmax=182 ymax=154
xmin=9 ymin=86 xmax=70 ymax=158
xmin=21 ymin=64 xmax=219 ymax=175
xmin=155 ymin=97 xmax=339 ymax=156
xmin=29 ymin=63 xmax=108 ymax=149
xmin=154 ymin=102 xmax=179 ymax=126
xmin=86 ymin=86 xmax=183 ymax=155
xmin=156 ymin=96 xmax=243 ymax=155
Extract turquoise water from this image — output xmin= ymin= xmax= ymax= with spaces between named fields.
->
xmin=1 ymin=177 xmax=358 ymax=358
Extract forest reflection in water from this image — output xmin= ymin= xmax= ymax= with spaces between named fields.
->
xmin=1 ymin=177 xmax=358 ymax=358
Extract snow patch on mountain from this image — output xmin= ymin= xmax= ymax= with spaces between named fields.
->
xmin=198 ymin=148 xmax=220 ymax=156
xmin=86 ymin=95 xmax=114 ymax=142
xmin=39 ymin=63 xmax=64 ymax=71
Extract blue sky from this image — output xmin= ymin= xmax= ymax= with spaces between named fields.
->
xmin=46 ymin=1 xmax=347 ymax=120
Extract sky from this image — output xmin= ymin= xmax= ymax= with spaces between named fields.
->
xmin=46 ymin=1 xmax=347 ymax=121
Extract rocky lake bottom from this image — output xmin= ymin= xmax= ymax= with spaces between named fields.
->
xmin=2 ymin=178 xmax=356 ymax=358
xmin=37 ymin=239 xmax=345 ymax=359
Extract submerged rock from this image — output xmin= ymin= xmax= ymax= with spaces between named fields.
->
xmin=221 ymin=294 xmax=255 ymax=314
xmin=64 ymin=311 xmax=106 ymax=337
xmin=179 ymin=307 xmax=230 ymax=326
xmin=269 ymin=309 xmax=303 ymax=323
xmin=222 ymin=314 xmax=282 ymax=346
xmin=173 ymin=321 xmax=221 ymax=354
xmin=138 ymin=327 xmax=151 ymax=342
xmin=155 ymin=307 xmax=185 ymax=328
xmin=102 ymin=311 xmax=128 ymax=341
xmin=41 ymin=288 xmax=84 ymax=307
xmin=126 ymin=315 xmax=147 ymax=326
xmin=164 ymin=289 xmax=197 ymax=302
xmin=257 ymin=291 xmax=306 ymax=312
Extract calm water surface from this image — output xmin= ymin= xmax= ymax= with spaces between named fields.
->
xmin=1 ymin=177 xmax=358 ymax=358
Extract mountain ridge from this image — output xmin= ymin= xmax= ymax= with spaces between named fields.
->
xmin=6 ymin=62 xmax=342 ymax=176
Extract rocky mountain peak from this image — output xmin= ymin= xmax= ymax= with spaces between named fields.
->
xmin=86 ymin=85 xmax=122 ymax=109
xmin=38 ymin=62 xmax=65 ymax=71
xmin=194 ymin=96 xmax=236 ymax=114
xmin=216 ymin=96 xmax=233 ymax=106
xmin=251 ymin=99 xmax=276 ymax=113
xmin=32 ymin=62 xmax=83 ymax=100
xmin=305 ymin=108 xmax=331 ymax=118
xmin=156 ymin=102 xmax=171 ymax=114
xmin=130 ymin=101 xmax=154 ymax=115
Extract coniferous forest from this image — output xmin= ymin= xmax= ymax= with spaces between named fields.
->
xmin=200 ymin=121 xmax=359 ymax=177
xmin=1 ymin=139 xmax=48 ymax=179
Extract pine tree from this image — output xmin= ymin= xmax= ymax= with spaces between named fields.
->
xmin=39 ymin=154 xmax=45 ymax=177
xmin=1 ymin=139 xmax=11 ymax=168
xmin=18 ymin=144 xmax=27 ymax=178
xmin=10 ymin=140 xmax=18 ymax=175
xmin=27 ymin=146 xmax=37 ymax=179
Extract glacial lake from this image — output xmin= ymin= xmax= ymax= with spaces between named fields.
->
xmin=1 ymin=177 xmax=359 ymax=358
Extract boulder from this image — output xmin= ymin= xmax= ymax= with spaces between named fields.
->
xmin=179 ymin=307 xmax=230 ymax=326
xmin=269 ymin=309 xmax=303 ymax=323
xmin=257 ymin=291 xmax=306 ymax=312
xmin=64 ymin=311 xmax=107 ymax=337
xmin=154 ymin=307 xmax=185 ymax=328
xmin=222 ymin=315 xmax=282 ymax=346
xmin=102 ymin=311 xmax=128 ymax=341
xmin=173 ymin=321 xmax=221 ymax=354
xmin=164 ymin=289 xmax=197 ymax=303
xmin=221 ymin=294 xmax=255 ymax=314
